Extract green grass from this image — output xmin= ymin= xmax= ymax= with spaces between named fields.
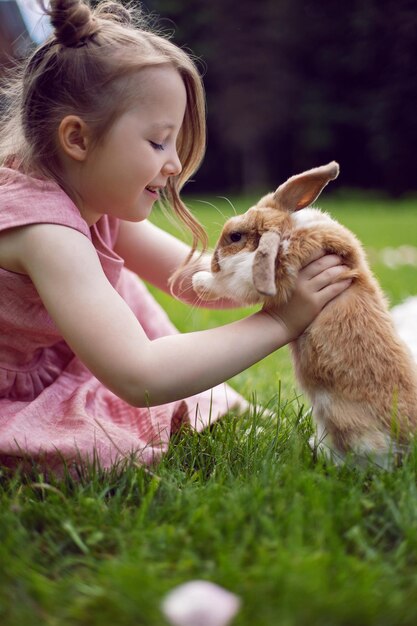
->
xmin=1 ymin=192 xmax=417 ymax=626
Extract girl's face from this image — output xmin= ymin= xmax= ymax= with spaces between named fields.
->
xmin=77 ymin=65 xmax=187 ymax=225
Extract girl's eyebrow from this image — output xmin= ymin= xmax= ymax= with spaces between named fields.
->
xmin=150 ymin=122 xmax=176 ymax=131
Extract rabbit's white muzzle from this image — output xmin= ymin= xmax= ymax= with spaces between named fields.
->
xmin=192 ymin=250 xmax=262 ymax=304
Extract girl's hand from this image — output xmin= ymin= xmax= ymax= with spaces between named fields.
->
xmin=263 ymin=253 xmax=352 ymax=340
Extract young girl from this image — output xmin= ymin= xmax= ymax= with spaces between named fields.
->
xmin=0 ymin=0 xmax=351 ymax=471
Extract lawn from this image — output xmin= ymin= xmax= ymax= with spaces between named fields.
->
xmin=1 ymin=192 xmax=417 ymax=626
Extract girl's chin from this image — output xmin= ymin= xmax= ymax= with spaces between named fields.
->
xmin=133 ymin=200 xmax=154 ymax=220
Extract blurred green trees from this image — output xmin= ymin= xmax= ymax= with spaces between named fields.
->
xmin=144 ymin=0 xmax=417 ymax=195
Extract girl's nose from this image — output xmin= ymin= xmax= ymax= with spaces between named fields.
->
xmin=162 ymin=149 xmax=182 ymax=177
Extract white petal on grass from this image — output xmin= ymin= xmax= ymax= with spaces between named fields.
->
xmin=162 ymin=580 xmax=241 ymax=626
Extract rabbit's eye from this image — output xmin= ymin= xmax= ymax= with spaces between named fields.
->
xmin=229 ymin=232 xmax=242 ymax=243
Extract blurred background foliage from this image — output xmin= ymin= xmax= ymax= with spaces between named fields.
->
xmin=144 ymin=0 xmax=417 ymax=196
xmin=1 ymin=0 xmax=417 ymax=196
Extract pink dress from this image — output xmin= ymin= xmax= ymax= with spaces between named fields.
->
xmin=0 ymin=169 xmax=244 ymax=470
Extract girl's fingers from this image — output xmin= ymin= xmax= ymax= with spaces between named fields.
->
xmin=317 ymin=278 xmax=352 ymax=306
xmin=301 ymin=253 xmax=343 ymax=280
xmin=311 ymin=264 xmax=350 ymax=291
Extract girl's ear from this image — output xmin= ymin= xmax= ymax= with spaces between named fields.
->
xmin=273 ymin=161 xmax=339 ymax=212
xmin=58 ymin=115 xmax=91 ymax=162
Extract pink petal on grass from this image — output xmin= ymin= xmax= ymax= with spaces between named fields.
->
xmin=162 ymin=580 xmax=241 ymax=626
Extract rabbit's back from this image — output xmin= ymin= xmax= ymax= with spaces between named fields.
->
xmin=289 ymin=232 xmax=417 ymax=449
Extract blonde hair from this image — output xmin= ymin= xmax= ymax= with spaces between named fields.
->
xmin=0 ymin=0 xmax=208 ymax=254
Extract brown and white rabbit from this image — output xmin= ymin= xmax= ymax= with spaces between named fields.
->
xmin=192 ymin=162 xmax=417 ymax=465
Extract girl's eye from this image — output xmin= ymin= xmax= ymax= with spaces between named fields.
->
xmin=150 ymin=141 xmax=165 ymax=151
xmin=229 ymin=232 xmax=242 ymax=243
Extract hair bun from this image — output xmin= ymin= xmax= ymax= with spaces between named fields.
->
xmin=96 ymin=1 xmax=133 ymax=25
xmin=49 ymin=0 xmax=99 ymax=47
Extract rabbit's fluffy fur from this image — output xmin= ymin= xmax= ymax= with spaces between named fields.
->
xmin=193 ymin=162 xmax=417 ymax=464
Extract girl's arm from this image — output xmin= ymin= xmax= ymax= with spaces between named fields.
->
xmin=114 ymin=219 xmax=240 ymax=307
xmin=16 ymin=223 xmax=349 ymax=408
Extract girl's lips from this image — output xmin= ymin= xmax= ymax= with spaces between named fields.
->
xmin=145 ymin=186 xmax=160 ymax=198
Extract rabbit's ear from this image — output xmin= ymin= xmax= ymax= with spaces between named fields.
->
xmin=273 ymin=161 xmax=339 ymax=212
xmin=253 ymin=231 xmax=280 ymax=296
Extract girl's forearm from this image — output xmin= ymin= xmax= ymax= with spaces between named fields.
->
xmin=122 ymin=311 xmax=288 ymax=407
